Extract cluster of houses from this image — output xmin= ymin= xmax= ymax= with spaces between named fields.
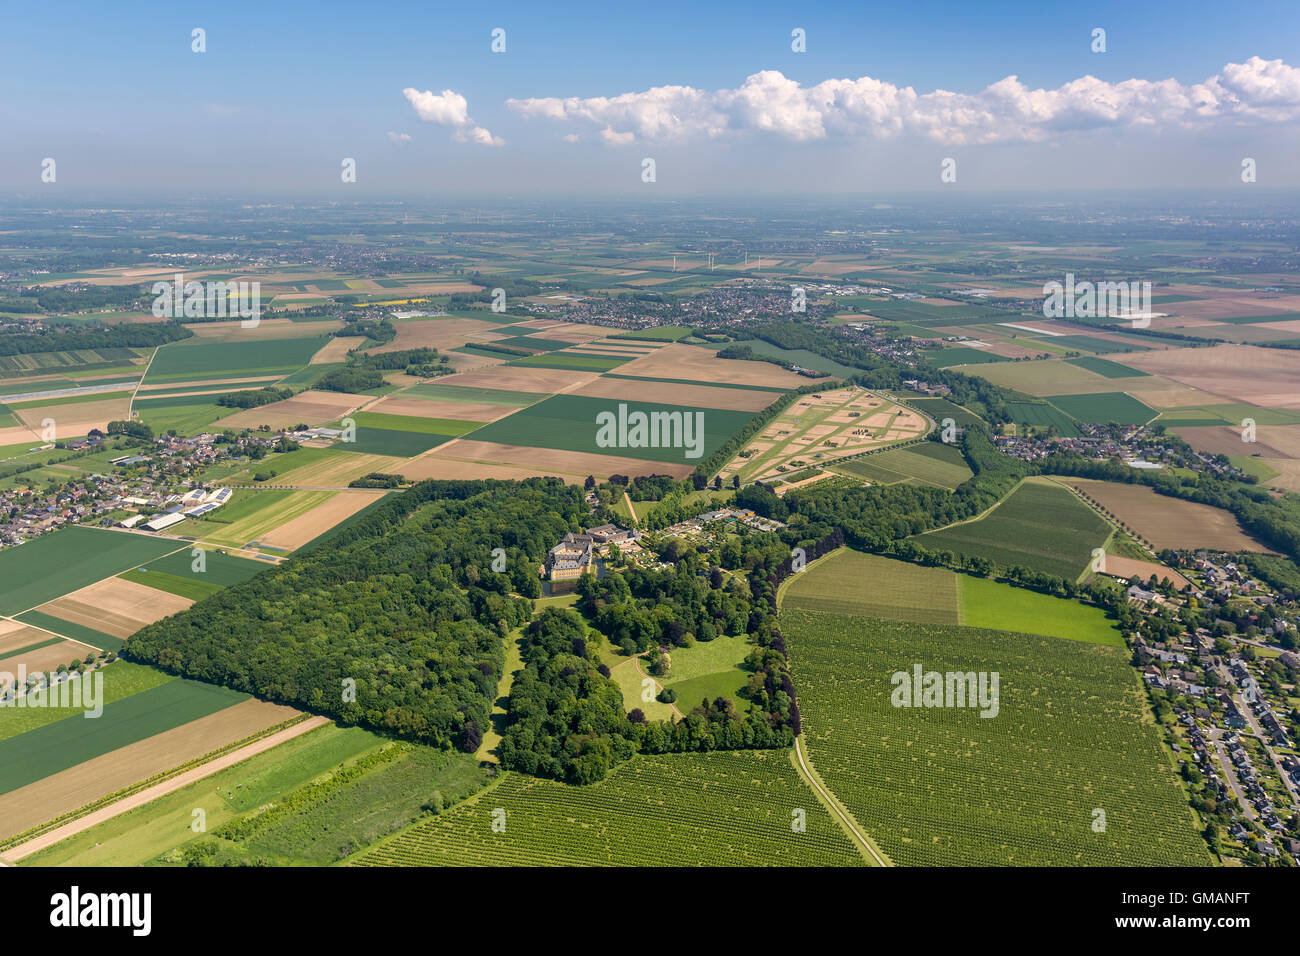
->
xmin=0 ymin=429 xmax=299 ymax=552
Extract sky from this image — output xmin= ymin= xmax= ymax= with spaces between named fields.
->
xmin=2 ymin=0 xmax=1299 ymax=196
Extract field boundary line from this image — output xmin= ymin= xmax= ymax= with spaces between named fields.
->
xmin=6 ymin=534 xmax=192 ymax=620
xmin=127 ymin=345 xmax=160 ymax=418
xmin=0 ymin=714 xmax=329 ymax=863
xmin=792 ymin=736 xmax=889 ymax=866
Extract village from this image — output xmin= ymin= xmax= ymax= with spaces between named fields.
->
xmin=1124 ymin=549 xmax=1300 ymax=865
xmin=0 ymin=429 xmax=293 ymax=550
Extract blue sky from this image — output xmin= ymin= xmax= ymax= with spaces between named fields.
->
xmin=3 ymin=0 xmax=1299 ymax=194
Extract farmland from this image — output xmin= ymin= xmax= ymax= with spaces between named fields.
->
xmin=355 ymin=751 xmax=866 ymax=867
xmin=782 ymin=609 xmax=1209 ymax=866
xmin=827 ymin=441 xmax=972 ymax=489
xmin=0 ymin=527 xmax=181 ymax=615
xmin=914 ymin=478 xmax=1112 ymax=580
xmin=1061 ymin=478 xmax=1272 ymax=552
xmin=781 ymin=548 xmax=1121 ymax=644
xmin=720 ymin=387 xmax=929 ymax=485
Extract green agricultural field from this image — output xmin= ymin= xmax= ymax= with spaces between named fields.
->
xmin=20 ymin=724 xmax=388 ymax=866
xmin=131 ymin=397 xmax=228 ymax=435
xmin=127 ymin=548 xmax=268 ymax=589
xmin=782 ymin=549 xmax=960 ymax=623
xmin=924 ymin=347 xmax=1003 ymax=367
xmin=469 ymin=394 xmax=754 ymax=464
xmin=189 ymin=489 xmax=336 ymax=548
xmin=0 ymin=661 xmax=173 ymax=743
xmin=15 ymin=610 xmax=121 ymax=651
xmin=508 ymin=352 xmax=629 ymax=372
xmin=957 ymin=576 xmax=1121 ymax=645
xmin=355 ymin=751 xmax=866 ymax=866
xmin=913 ymin=478 xmax=1111 ymax=580
xmin=1005 ymin=400 xmax=1081 ymax=437
xmin=829 ymin=443 xmax=972 ymax=489
xmin=783 ymin=609 xmax=1209 ymax=866
xmin=1047 ymin=335 xmax=1151 ymax=354
xmin=0 ymin=527 xmax=183 ymax=616
xmin=0 ymin=679 xmax=247 ymax=795
xmin=349 ymin=411 xmax=481 ymax=436
xmin=1065 ymin=356 xmax=1150 ymax=379
xmin=142 ymin=337 xmax=327 ymax=384
xmin=727 ymin=340 xmax=858 ymax=379
xmin=1046 ymin=392 xmax=1155 ymax=425
xmin=907 ymin=396 xmax=985 ymax=427
xmin=335 ymin=426 xmax=455 ymax=457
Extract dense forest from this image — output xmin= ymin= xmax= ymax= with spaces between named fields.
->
xmin=216 ymin=386 xmax=293 ymax=408
xmin=0 ymin=320 xmax=192 ymax=356
xmin=125 ymin=478 xmax=587 ymax=751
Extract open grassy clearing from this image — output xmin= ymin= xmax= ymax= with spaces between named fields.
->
xmin=188 ymin=489 xmax=339 ymax=548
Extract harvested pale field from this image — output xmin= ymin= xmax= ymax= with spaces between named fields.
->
xmin=572 ymin=376 xmax=783 ymax=412
xmin=0 ymin=620 xmax=57 ymax=655
xmin=1122 ymin=381 xmax=1215 ymax=408
xmin=0 ymin=640 xmax=88 ymax=683
xmin=412 ymin=438 xmax=696 ymax=480
xmin=363 ymin=395 xmax=521 ymax=422
xmin=310 ymin=336 xmax=367 ymax=364
xmin=1169 ymin=293 xmax=1300 ymax=321
xmin=1062 ymin=479 xmax=1271 ymax=552
xmin=0 ymin=424 xmax=40 ymax=444
xmin=38 ymin=577 xmax=193 ymax=640
xmin=0 ymin=698 xmax=298 ymax=840
xmin=519 ymin=323 xmax=613 ymax=343
xmin=269 ymin=452 xmax=404 ymax=487
xmin=255 ymin=489 xmax=388 ymax=551
xmin=16 ymin=397 xmax=132 ymax=438
xmin=447 ymin=351 xmax=508 ymax=371
xmin=398 ymin=456 xmax=585 ymax=482
xmin=1120 ymin=345 xmax=1300 ymax=409
xmin=2 ymin=715 xmax=331 ymax=863
xmin=210 ymin=389 xmax=363 ymax=431
xmin=184 ymin=318 xmax=343 ymax=341
xmin=431 ymin=365 xmax=599 ymax=394
xmin=1260 ymin=459 xmax=1300 ymax=491
xmin=371 ymin=317 xmax=505 ymax=354
xmin=1098 ymin=556 xmax=1191 ymax=590
xmin=616 ymin=343 xmax=811 ymax=388
xmin=1174 ymin=426 xmax=1293 ymax=459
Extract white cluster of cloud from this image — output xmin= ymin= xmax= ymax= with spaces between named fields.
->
xmin=401 ymin=88 xmax=503 ymax=146
xmin=506 ymin=57 xmax=1300 ymax=146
